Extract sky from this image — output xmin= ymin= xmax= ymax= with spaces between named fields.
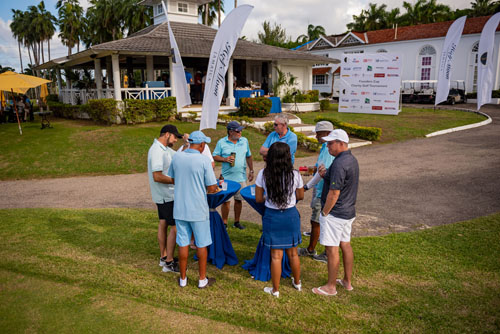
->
xmin=0 ymin=0 xmax=472 ymax=72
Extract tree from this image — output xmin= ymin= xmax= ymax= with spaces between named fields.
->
xmin=10 ymin=9 xmax=25 ymax=73
xmin=121 ymin=0 xmax=152 ymax=36
xmin=34 ymin=1 xmax=56 ymax=62
xmin=198 ymin=0 xmax=224 ymax=26
xmin=297 ymin=24 xmax=326 ymax=43
xmin=469 ymin=0 xmax=500 ymax=16
xmin=56 ymin=0 xmax=84 ymax=55
xmin=0 ymin=65 xmax=16 ymax=74
xmin=258 ymin=21 xmax=288 ymax=46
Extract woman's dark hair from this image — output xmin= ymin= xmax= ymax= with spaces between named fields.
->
xmin=263 ymin=142 xmax=294 ymax=209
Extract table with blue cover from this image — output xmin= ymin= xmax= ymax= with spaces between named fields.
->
xmin=234 ymin=89 xmax=265 ymax=107
xmin=268 ymin=96 xmax=282 ymax=113
xmin=204 ymin=180 xmax=241 ymax=269
xmin=240 ymin=185 xmax=291 ymax=281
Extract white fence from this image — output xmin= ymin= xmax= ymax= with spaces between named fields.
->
xmin=60 ymin=86 xmax=172 ymax=105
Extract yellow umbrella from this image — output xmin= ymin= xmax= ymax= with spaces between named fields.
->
xmin=0 ymin=71 xmax=51 ymax=135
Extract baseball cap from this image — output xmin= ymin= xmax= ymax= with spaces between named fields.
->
xmin=227 ymin=121 xmax=244 ymax=132
xmin=314 ymin=121 xmax=334 ymax=133
xmin=322 ymin=129 xmax=349 ymax=144
xmin=160 ymin=125 xmax=183 ymax=138
xmin=188 ymin=130 xmax=211 ymax=144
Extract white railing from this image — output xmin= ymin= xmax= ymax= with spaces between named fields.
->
xmin=60 ymin=86 xmax=171 ymax=105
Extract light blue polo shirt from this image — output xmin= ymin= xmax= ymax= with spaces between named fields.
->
xmin=314 ymin=143 xmax=335 ymax=198
xmin=167 ymin=149 xmax=217 ymax=222
xmin=262 ymin=128 xmax=298 ymax=164
xmin=213 ymin=136 xmax=251 ymax=182
xmin=147 ymin=138 xmax=175 ymax=204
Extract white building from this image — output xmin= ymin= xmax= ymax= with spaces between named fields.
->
xmin=301 ymin=16 xmax=500 ymax=96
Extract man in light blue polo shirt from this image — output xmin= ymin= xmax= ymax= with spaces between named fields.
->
xmin=147 ymin=124 xmax=183 ymax=273
xmin=259 ymin=114 xmax=298 ymax=164
xmin=213 ymin=121 xmax=254 ymax=230
xmin=167 ymin=130 xmax=218 ymax=289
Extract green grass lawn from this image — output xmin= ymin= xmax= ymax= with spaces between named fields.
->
xmin=298 ymin=105 xmax=486 ymax=143
xmin=0 ymin=209 xmax=499 ymax=333
xmin=0 ymin=106 xmax=486 ymax=180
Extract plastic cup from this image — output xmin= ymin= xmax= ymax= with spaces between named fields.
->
xmin=250 ymin=186 xmax=255 ymax=196
xmin=222 ymin=182 xmax=228 ymax=191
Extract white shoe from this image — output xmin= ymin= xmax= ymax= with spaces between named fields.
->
xmin=263 ymin=287 xmax=279 ymax=298
xmin=292 ymin=279 xmax=302 ymax=291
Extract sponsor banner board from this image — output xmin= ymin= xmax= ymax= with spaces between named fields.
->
xmin=338 ymin=53 xmax=402 ymax=115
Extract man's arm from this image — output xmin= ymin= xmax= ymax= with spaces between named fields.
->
xmin=246 ymin=155 xmax=254 ymax=181
xmin=153 ymin=171 xmax=174 ymax=184
xmin=259 ymin=146 xmax=269 ymax=158
xmin=207 ymin=184 xmax=218 ymax=193
xmin=321 ymin=189 xmax=340 ymax=216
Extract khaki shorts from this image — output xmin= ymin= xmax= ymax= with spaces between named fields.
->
xmin=226 ymin=181 xmax=246 ymax=201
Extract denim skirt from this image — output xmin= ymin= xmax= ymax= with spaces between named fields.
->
xmin=262 ymin=206 xmax=301 ymax=249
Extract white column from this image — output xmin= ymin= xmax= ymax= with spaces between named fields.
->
xmin=56 ymin=68 xmax=62 ymax=97
xmin=111 ymin=53 xmax=122 ymax=101
xmin=146 ymin=55 xmax=154 ymax=81
xmin=106 ymin=58 xmax=113 ymax=86
xmin=94 ymin=58 xmax=103 ymax=99
xmin=227 ymin=59 xmax=235 ymax=106
xmin=307 ymin=65 xmax=313 ymax=90
xmin=169 ymin=56 xmax=175 ymax=97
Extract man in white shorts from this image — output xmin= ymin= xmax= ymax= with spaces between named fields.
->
xmin=312 ymin=129 xmax=359 ymax=296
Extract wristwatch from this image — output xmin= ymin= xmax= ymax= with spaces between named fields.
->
xmin=304 ymin=184 xmax=309 ymax=190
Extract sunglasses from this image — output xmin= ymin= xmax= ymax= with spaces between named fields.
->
xmin=273 ymin=123 xmax=282 ymax=127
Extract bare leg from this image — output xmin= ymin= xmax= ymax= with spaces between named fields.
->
xmin=234 ymin=199 xmax=242 ymax=222
xmin=178 ymin=245 xmax=189 ymax=280
xmin=166 ymin=225 xmax=177 ymax=262
xmin=221 ymin=201 xmax=230 ymax=225
xmin=196 ymin=246 xmax=208 ymax=280
xmin=285 ymin=247 xmax=301 ymax=285
xmin=270 ymin=249 xmax=283 ymax=292
xmin=307 ymin=221 xmax=320 ymax=252
xmin=158 ymin=219 xmax=167 ymax=258
xmin=340 ymin=241 xmax=353 ymax=289
xmin=318 ymin=245 xmax=339 ymax=294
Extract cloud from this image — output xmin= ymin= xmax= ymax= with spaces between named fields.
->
xmin=237 ymin=0 xmax=472 ymax=42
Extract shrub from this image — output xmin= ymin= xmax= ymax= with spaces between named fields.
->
xmin=263 ymin=121 xmax=274 ymax=134
xmin=294 ymin=131 xmax=321 ymax=152
xmin=122 ymin=98 xmax=176 ymax=124
xmin=282 ymin=90 xmax=320 ymax=103
xmin=46 ymin=94 xmax=60 ymax=103
xmin=320 ymin=99 xmax=330 ymax=111
xmin=314 ymin=116 xmax=382 ymax=141
xmin=48 ymin=101 xmax=84 ymax=119
xmin=236 ymin=97 xmax=272 ymax=117
xmin=220 ymin=114 xmax=255 ymax=125
xmin=87 ymin=99 xmax=119 ymax=124
xmin=320 ymin=92 xmax=332 ymax=98
xmin=466 ymin=89 xmax=500 ymax=99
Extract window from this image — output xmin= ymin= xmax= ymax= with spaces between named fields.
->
xmin=418 ymin=45 xmax=436 ymax=84
xmin=178 ymin=2 xmax=188 ymax=13
xmin=314 ymin=75 xmax=326 ymax=85
xmin=157 ymin=4 xmax=163 ymax=14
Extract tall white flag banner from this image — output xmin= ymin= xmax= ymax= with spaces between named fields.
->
xmin=435 ymin=16 xmax=467 ymax=106
xmin=162 ymin=1 xmax=191 ymax=110
xmin=200 ymin=5 xmax=253 ymax=130
xmin=477 ymin=12 xmax=500 ymax=110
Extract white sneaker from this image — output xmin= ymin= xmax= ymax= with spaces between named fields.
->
xmin=159 ymin=256 xmax=167 ymax=267
xmin=292 ymin=279 xmax=302 ymax=291
xmin=263 ymin=287 xmax=279 ymax=298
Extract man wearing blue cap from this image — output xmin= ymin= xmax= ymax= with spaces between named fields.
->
xmin=213 ymin=121 xmax=254 ymax=230
xmin=167 ymin=130 xmax=218 ymax=288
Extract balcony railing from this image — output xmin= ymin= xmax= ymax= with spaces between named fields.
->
xmin=60 ymin=86 xmax=172 ymax=105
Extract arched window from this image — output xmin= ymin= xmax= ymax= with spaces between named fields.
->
xmin=418 ymin=45 xmax=437 ymax=87
xmin=470 ymin=42 xmax=479 ymax=92
xmin=376 ymin=49 xmax=388 ymax=53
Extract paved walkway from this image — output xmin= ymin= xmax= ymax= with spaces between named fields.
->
xmin=2 ymin=104 xmax=499 ymax=237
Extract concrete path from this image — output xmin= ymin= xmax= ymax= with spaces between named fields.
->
xmin=2 ymin=104 xmax=499 ymax=237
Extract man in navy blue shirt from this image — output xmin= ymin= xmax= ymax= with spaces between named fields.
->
xmin=313 ymin=129 xmax=359 ymax=296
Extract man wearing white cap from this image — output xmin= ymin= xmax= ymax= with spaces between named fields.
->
xmin=312 ymin=129 xmax=359 ymax=296
xmin=167 ymin=130 xmax=218 ymax=289
xmin=299 ymin=121 xmax=335 ymax=262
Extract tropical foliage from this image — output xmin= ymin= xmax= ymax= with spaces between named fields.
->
xmin=198 ymin=0 xmax=225 ymax=26
xmin=347 ymin=0 xmax=500 ymax=32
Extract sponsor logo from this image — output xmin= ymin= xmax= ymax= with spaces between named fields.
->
xmin=342 ymin=74 xmax=350 ymax=77
xmin=366 ymin=65 xmax=372 ymax=71
xmin=361 ymin=91 xmax=370 ymax=95
xmin=392 ymin=56 xmax=399 ymax=62
xmin=384 ymin=100 xmax=397 ymax=103
xmin=373 ymin=99 xmax=382 ymax=103
xmin=374 ymin=73 xmax=385 ymax=78
xmin=351 ymin=99 xmax=360 ymax=103
xmin=352 ymin=58 xmax=360 ymax=63
xmin=340 ymin=106 xmax=349 ymax=109
xmin=363 ymin=58 xmax=373 ymax=62
xmin=481 ymin=52 xmax=488 ymax=65
xmin=384 ymin=107 xmax=396 ymax=110
xmin=387 ymin=66 xmax=399 ymax=70
xmin=341 ymin=98 xmax=350 ymax=103
xmin=350 ymin=91 xmax=358 ymax=95
xmin=352 ymin=73 xmax=361 ymax=77
xmin=344 ymin=57 xmax=348 ymax=63
xmin=364 ymin=98 xmax=370 ymax=104
xmin=343 ymin=67 xmax=351 ymax=71
xmin=387 ymin=74 xmax=399 ymax=77
xmin=375 ymin=66 xmax=384 ymax=70
xmin=353 ymin=66 xmax=362 ymax=70
xmin=372 ymin=106 xmax=383 ymax=110
xmin=389 ymin=90 xmax=397 ymax=95
xmin=373 ymin=92 xmax=386 ymax=96
xmin=376 ymin=59 xmax=389 ymax=63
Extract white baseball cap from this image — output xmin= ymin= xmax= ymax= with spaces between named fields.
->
xmin=322 ymin=129 xmax=349 ymax=144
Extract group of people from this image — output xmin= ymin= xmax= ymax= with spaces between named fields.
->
xmin=147 ymin=114 xmax=359 ymax=297
xmin=0 ymin=95 xmax=33 ymax=124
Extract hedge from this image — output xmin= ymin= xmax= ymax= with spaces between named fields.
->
xmin=123 ymin=98 xmax=176 ymax=124
xmin=320 ymin=99 xmax=330 ymax=111
xmin=48 ymin=101 xmax=86 ymax=119
xmin=466 ymin=90 xmax=500 ymax=99
xmin=282 ymin=90 xmax=319 ymax=103
xmin=262 ymin=122 xmax=320 ymax=152
xmin=234 ymin=97 xmax=272 ymax=117
xmin=87 ymin=99 xmax=119 ymax=124
xmin=314 ymin=116 xmax=382 ymax=141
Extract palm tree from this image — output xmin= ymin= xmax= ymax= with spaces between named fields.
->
xmin=121 ymin=0 xmax=152 ymax=36
xmin=199 ymin=0 xmax=224 ymax=26
xmin=10 ymin=9 xmax=25 ymax=73
xmin=385 ymin=8 xmax=401 ymax=27
xmin=297 ymin=24 xmax=326 ymax=43
xmin=85 ymin=0 xmax=124 ymax=45
xmin=258 ymin=21 xmax=289 ymax=46
xmin=56 ymin=0 xmax=84 ymax=55
xmin=34 ymin=1 xmax=56 ymax=62
xmin=470 ymin=0 xmax=500 ymax=16
xmin=363 ymin=3 xmax=388 ymax=30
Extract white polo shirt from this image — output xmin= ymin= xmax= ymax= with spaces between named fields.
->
xmin=147 ymin=138 xmax=175 ymax=204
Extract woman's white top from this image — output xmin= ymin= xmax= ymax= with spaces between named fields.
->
xmin=255 ymin=169 xmax=303 ymax=209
